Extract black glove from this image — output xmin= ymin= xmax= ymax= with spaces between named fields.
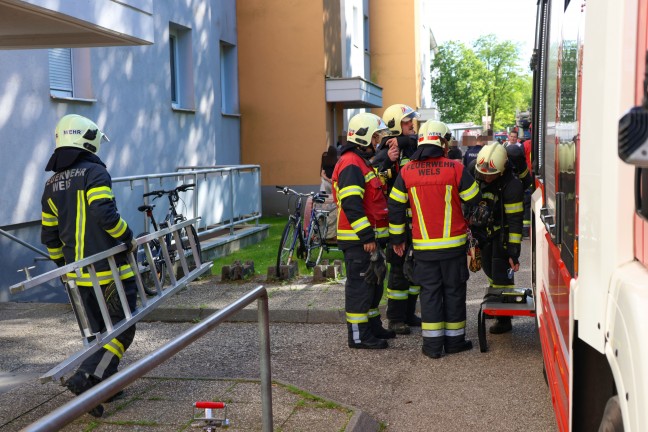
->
xmin=364 ymin=249 xmax=386 ymax=285
xmin=402 ymin=246 xmax=415 ymax=283
xmin=507 ymin=243 xmax=520 ymax=266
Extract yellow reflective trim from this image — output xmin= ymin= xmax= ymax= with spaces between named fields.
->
xmin=490 ymin=283 xmax=515 ymax=288
xmin=422 ymin=322 xmax=445 ymax=331
xmin=504 ymin=202 xmax=524 ymax=213
xmin=338 ymin=185 xmax=364 ymax=199
xmin=519 ymin=168 xmax=529 ymax=178
xmin=364 ymin=172 xmax=376 ymax=182
xmin=387 ymin=289 xmax=408 ymax=300
xmin=111 ymin=338 xmax=125 ymax=353
xmin=103 ymin=343 xmax=123 ymax=359
xmin=389 ymin=223 xmax=405 ymax=235
xmin=389 ymin=187 xmax=408 ymax=203
xmin=368 ymin=308 xmax=380 ymax=318
xmin=351 ymin=216 xmax=370 ymax=232
xmin=375 ymin=227 xmax=389 ymax=238
xmin=408 ymin=286 xmax=420 ymax=295
xmin=459 ymin=181 xmax=479 ymax=201
xmin=337 ymin=230 xmax=360 ymax=241
xmin=42 ymin=212 xmax=58 ymax=227
xmin=443 ymin=185 xmax=452 ymax=238
xmin=482 ymin=192 xmax=496 ymax=201
xmin=400 ymin=157 xmax=410 ymax=167
xmin=445 ymin=321 xmax=466 ymax=330
xmin=346 ymin=312 xmax=368 ymax=324
xmin=47 ymin=246 xmax=64 ymax=260
xmin=67 ymin=264 xmax=133 ymax=286
xmin=75 ymin=190 xmax=86 ymax=261
xmin=47 ymin=198 xmax=59 ymax=217
xmin=410 ymin=187 xmax=429 ymax=239
xmin=86 ymin=186 xmax=114 ymax=204
xmin=413 ymin=234 xmax=467 ymax=250
xmin=106 ymin=218 xmax=128 ymax=238
xmin=509 ymin=233 xmax=522 ymax=244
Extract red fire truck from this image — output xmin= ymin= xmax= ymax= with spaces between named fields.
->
xmin=530 ymin=0 xmax=648 ymax=430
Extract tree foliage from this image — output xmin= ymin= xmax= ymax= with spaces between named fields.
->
xmin=431 ymin=34 xmax=532 ymax=131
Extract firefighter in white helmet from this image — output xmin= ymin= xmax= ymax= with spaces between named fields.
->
xmin=371 ymin=104 xmax=424 ymax=335
xmin=332 ymin=112 xmax=394 ymax=349
xmin=388 ymin=120 xmax=481 ymax=358
xmin=41 ymin=114 xmax=138 ymax=416
xmin=470 ymin=142 xmax=525 ymax=334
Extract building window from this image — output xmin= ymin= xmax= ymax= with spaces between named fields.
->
xmin=48 ymin=48 xmax=93 ymax=100
xmin=220 ymin=41 xmax=239 ymax=115
xmin=170 ymin=34 xmax=179 ymax=104
xmin=169 ymin=23 xmax=195 ymax=110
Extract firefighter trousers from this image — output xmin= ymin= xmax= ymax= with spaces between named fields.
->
xmin=414 ymin=255 xmax=469 ymax=352
xmin=343 ymin=245 xmax=385 ymax=343
xmin=385 ymin=246 xmax=420 ymax=324
xmin=481 ymin=231 xmax=515 ymax=291
xmin=77 ymin=277 xmax=137 ymax=381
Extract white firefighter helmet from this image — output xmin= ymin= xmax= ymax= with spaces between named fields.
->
xmin=417 ymin=120 xmax=449 ymax=147
xmin=347 ymin=113 xmax=389 ymax=147
xmin=475 ymin=143 xmax=508 ymax=175
xmin=55 ymin=114 xmax=109 ymax=154
xmin=382 ymin=104 xmax=420 ymax=136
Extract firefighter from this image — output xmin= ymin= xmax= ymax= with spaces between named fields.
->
xmin=333 ymin=112 xmax=393 ymax=349
xmin=472 ymin=143 xmax=525 ymax=334
xmin=388 ymin=120 xmax=482 ymax=359
xmin=41 ymin=114 xmax=138 ymax=415
xmin=371 ymin=103 xmax=424 ymax=335
xmin=505 ymin=143 xmax=533 ymax=238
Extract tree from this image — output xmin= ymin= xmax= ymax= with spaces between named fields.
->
xmin=473 ymin=35 xmax=530 ymax=130
xmin=430 ymin=35 xmax=532 ymax=131
xmin=430 ymin=41 xmax=488 ymax=124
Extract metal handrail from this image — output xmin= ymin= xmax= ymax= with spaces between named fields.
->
xmin=22 ymin=285 xmax=273 ymax=432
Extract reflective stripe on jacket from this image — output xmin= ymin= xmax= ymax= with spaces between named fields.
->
xmin=332 ymin=149 xmax=389 ymax=247
xmin=41 ymin=155 xmax=134 ymax=281
xmin=388 ymin=152 xmax=481 ymax=260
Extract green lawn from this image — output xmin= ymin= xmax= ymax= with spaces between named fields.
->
xmin=210 ymin=216 xmax=344 ymax=277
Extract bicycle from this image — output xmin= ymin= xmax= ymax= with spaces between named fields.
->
xmin=275 ymin=186 xmax=331 ymax=276
xmin=136 ymin=183 xmax=203 ymax=295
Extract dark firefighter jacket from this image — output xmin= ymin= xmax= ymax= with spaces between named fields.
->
xmin=371 ymin=134 xmax=418 ymax=192
xmin=388 ymin=145 xmax=481 ymax=261
xmin=332 ymin=145 xmax=389 ymax=249
xmin=477 ymin=167 xmax=525 ymax=259
xmin=505 ymin=143 xmax=533 ymax=190
xmin=41 ymin=150 xmax=134 ymax=286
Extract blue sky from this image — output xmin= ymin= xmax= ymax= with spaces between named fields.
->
xmin=429 ymin=0 xmax=537 ymax=72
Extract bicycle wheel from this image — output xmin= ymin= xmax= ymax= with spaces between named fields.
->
xmin=276 ymin=219 xmax=298 ymax=276
xmin=136 ymin=232 xmax=163 ymax=296
xmin=180 ymin=224 xmax=203 ymax=264
xmin=305 ymin=221 xmax=325 ymax=268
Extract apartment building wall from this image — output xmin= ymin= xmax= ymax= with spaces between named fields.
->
xmin=369 ymin=0 xmax=420 ymax=116
xmin=0 ymin=0 xmax=239 ymax=301
xmin=237 ymin=0 xmax=328 ymax=213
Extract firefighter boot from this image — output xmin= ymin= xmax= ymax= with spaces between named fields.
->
xmin=445 ymin=337 xmax=473 ymax=354
xmin=388 ymin=321 xmax=411 ymax=335
xmin=489 ymin=317 xmax=513 ymax=334
xmin=369 ymin=316 xmax=396 ymax=339
xmin=348 ymin=323 xmax=388 ymax=349
xmin=64 ymin=371 xmax=105 ymax=417
xmin=421 ymin=337 xmax=444 ymax=359
xmin=405 ymin=294 xmax=422 ymax=327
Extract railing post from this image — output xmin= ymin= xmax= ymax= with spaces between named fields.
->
xmin=229 ymin=169 xmax=235 ymax=236
xmin=258 ymin=292 xmax=273 ymax=432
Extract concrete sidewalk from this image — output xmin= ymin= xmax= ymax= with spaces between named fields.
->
xmin=0 ymin=274 xmax=380 ymax=432
xmin=0 ymin=241 xmax=556 ymax=431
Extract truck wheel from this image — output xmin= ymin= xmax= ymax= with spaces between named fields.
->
xmin=598 ymin=396 xmax=623 ymax=432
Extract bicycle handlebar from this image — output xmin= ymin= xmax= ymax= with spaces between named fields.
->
xmin=142 ymin=183 xmax=195 ymax=198
xmin=275 ymin=185 xmax=328 ymax=199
